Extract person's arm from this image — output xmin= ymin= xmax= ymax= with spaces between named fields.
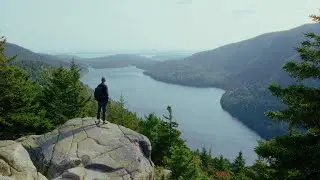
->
xmin=105 ymin=85 xmax=109 ymax=102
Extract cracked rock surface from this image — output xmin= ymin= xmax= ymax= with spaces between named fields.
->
xmin=0 ymin=140 xmax=48 ymax=180
xmin=16 ymin=117 xmax=154 ymax=180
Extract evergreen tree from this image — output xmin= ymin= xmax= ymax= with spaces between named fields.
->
xmin=251 ymin=159 xmax=276 ymax=180
xmin=199 ymin=147 xmax=214 ymax=174
xmin=232 ymin=151 xmax=246 ymax=174
xmin=0 ymin=38 xmax=51 ymax=139
xmin=81 ymin=84 xmax=99 ymax=118
xmin=162 ymin=106 xmax=180 ymax=159
xmin=214 ymin=155 xmax=231 ymax=172
xmin=140 ymin=113 xmax=161 ymax=146
xmin=165 ymin=144 xmax=209 ymax=180
xmin=163 ymin=106 xmax=179 ymax=149
xmin=231 ymin=151 xmax=248 ymax=180
xmin=107 ymin=98 xmax=140 ymax=131
xmin=255 ymin=13 xmax=320 ymax=179
xmin=40 ymin=61 xmax=90 ymax=126
xmin=36 ymin=66 xmax=54 ymax=86
xmin=140 ymin=108 xmax=184 ymax=165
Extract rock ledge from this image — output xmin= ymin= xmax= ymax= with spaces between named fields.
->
xmin=1 ymin=117 xmax=154 ymax=180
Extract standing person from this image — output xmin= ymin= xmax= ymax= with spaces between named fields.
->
xmin=94 ymin=77 xmax=109 ymax=125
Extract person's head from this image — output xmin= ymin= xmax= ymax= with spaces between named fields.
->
xmin=101 ymin=77 xmax=106 ymax=83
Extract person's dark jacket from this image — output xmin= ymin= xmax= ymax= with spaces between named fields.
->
xmin=98 ymin=83 xmax=109 ymax=102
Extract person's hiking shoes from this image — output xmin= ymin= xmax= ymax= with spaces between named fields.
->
xmin=95 ymin=119 xmax=108 ymax=127
xmin=95 ymin=119 xmax=101 ymax=126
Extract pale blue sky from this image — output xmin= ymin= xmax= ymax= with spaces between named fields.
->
xmin=1 ymin=0 xmax=319 ymax=53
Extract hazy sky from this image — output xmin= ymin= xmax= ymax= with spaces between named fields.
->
xmin=1 ymin=0 xmax=319 ymax=53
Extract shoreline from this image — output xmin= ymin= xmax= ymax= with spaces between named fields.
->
xmin=142 ymin=71 xmax=266 ymax=140
xmin=142 ymin=71 xmax=226 ymax=89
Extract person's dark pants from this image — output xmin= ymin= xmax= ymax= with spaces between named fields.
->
xmin=97 ymin=101 xmax=107 ymax=121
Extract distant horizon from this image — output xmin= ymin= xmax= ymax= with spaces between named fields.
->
xmin=8 ymin=22 xmax=317 ymax=56
xmin=49 ymin=49 xmax=198 ymax=55
xmin=2 ymin=0 xmax=318 ymax=53
xmin=52 ymin=51 xmax=196 ymax=59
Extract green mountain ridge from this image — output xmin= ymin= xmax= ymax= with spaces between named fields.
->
xmin=3 ymin=42 xmax=89 ymax=78
xmin=143 ymin=23 xmax=320 ymax=139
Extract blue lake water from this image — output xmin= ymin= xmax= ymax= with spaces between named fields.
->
xmin=81 ymin=66 xmax=261 ymax=165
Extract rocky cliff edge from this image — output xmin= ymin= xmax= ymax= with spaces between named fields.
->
xmin=0 ymin=117 xmax=154 ymax=180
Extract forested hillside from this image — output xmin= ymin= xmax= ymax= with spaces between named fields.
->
xmin=143 ymin=23 xmax=320 ymax=139
xmin=3 ymin=42 xmax=89 ymax=78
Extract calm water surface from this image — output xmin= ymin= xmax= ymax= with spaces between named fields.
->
xmin=81 ymin=66 xmax=261 ymax=165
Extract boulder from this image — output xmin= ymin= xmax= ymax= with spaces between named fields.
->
xmin=17 ymin=117 xmax=154 ymax=180
xmin=0 ymin=140 xmax=47 ymax=180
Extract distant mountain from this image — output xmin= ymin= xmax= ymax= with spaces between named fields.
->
xmin=54 ymin=54 xmax=82 ymax=60
xmin=81 ymin=54 xmax=158 ymax=69
xmin=145 ymin=24 xmax=320 ymax=88
xmin=148 ymin=54 xmax=191 ymax=61
xmin=3 ymin=43 xmax=89 ymax=78
xmin=143 ymin=23 xmax=320 ymax=139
